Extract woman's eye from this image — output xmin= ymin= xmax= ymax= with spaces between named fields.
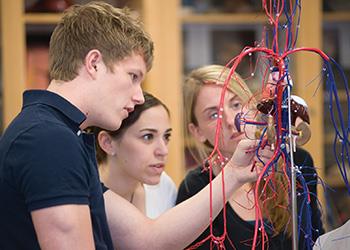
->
xmin=164 ymin=133 xmax=172 ymax=143
xmin=231 ymin=101 xmax=242 ymax=110
xmin=209 ymin=112 xmax=219 ymax=120
xmin=142 ymin=134 xmax=153 ymax=141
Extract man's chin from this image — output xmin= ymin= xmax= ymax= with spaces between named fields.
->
xmin=113 ymin=120 xmax=122 ymax=130
xmin=103 ymin=119 xmax=122 ymax=131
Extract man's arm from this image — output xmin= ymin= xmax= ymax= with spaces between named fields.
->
xmin=105 ymin=139 xmax=261 ymax=250
xmin=31 ymin=204 xmax=94 ymax=250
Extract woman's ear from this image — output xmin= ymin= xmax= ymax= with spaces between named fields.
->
xmin=97 ymin=131 xmax=116 ymax=156
xmin=188 ymin=123 xmax=207 ymax=143
xmin=85 ymin=49 xmax=102 ymax=78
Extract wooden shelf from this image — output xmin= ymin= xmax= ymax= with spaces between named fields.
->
xmin=325 ymin=166 xmax=348 ymax=187
xmin=324 ymin=11 xmax=350 ymax=22
xmin=181 ymin=10 xmax=350 ymax=25
xmin=324 ymin=133 xmax=335 ymax=144
xmin=181 ymin=12 xmax=267 ymax=25
xmin=333 ymin=89 xmax=348 ymax=102
xmin=324 ymin=89 xmax=349 ymax=144
xmin=325 ymin=90 xmax=349 ymax=103
xmin=326 ymin=176 xmax=347 ymax=187
xmin=324 ymin=132 xmax=350 ymax=144
xmin=338 ymin=90 xmax=349 ymax=102
xmin=325 ymin=174 xmax=345 ymax=188
xmin=24 ymin=13 xmax=62 ymax=24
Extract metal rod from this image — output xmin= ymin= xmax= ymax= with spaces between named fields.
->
xmin=287 ymin=85 xmax=298 ymax=250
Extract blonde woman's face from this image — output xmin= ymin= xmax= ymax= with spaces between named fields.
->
xmin=191 ymin=84 xmax=245 ymax=156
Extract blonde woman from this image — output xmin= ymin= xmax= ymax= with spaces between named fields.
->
xmin=177 ymin=65 xmax=324 ymax=250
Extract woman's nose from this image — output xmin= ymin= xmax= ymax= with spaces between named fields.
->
xmin=223 ymin=109 xmax=237 ymax=130
xmin=155 ymin=140 xmax=168 ymax=157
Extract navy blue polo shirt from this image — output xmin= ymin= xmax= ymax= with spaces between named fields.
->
xmin=0 ymin=90 xmax=113 ymax=249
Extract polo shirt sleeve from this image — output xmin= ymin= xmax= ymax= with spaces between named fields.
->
xmin=9 ymin=123 xmax=91 ymax=211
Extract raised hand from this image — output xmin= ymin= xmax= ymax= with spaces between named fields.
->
xmin=226 ymin=139 xmax=261 ymax=185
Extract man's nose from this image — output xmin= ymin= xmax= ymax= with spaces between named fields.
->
xmin=133 ymin=87 xmax=144 ymax=105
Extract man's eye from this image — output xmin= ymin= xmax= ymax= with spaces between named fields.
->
xmin=129 ymin=73 xmax=138 ymax=82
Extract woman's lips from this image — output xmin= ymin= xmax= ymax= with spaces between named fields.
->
xmin=149 ymin=164 xmax=165 ymax=174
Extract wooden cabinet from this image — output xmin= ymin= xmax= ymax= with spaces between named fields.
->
xmin=1 ymin=1 xmax=26 ymax=131
xmin=0 ymin=0 xmax=184 ymax=185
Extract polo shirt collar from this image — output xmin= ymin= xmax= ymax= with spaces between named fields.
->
xmin=22 ymin=90 xmax=86 ymax=127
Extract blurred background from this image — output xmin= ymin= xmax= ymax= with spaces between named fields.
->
xmin=1 ymin=0 xmax=350 ymax=231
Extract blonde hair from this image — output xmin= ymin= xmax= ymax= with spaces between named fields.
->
xmin=183 ymin=64 xmax=290 ymax=236
xmin=49 ymin=1 xmax=153 ymax=81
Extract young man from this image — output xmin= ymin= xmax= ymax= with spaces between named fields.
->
xmin=0 ymin=2 xmax=264 ymax=249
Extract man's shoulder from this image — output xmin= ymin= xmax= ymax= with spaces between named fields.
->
xmin=3 ymin=103 xmax=71 ymax=139
xmin=1 ymin=110 xmax=80 ymax=167
xmin=3 ymin=114 xmax=75 ymax=149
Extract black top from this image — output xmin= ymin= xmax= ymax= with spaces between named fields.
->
xmin=0 ymin=90 xmax=113 ymax=250
xmin=176 ymin=148 xmax=324 ymax=250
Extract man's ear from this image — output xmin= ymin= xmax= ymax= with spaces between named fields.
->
xmin=97 ymin=131 xmax=116 ymax=156
xmin=188 ymin=123 xmax=207 ymax=143
xmin=85 ymin=49 xmax=102 ymax=78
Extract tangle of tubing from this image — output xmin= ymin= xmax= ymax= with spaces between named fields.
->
xmin=193 ymin=1 xmax=349 ymax=249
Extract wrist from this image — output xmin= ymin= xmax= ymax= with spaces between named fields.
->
xmin=223 ymin=162 xmax=244 ymax=190
xmin=225 ymin=158 xmax=258 ymax=188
